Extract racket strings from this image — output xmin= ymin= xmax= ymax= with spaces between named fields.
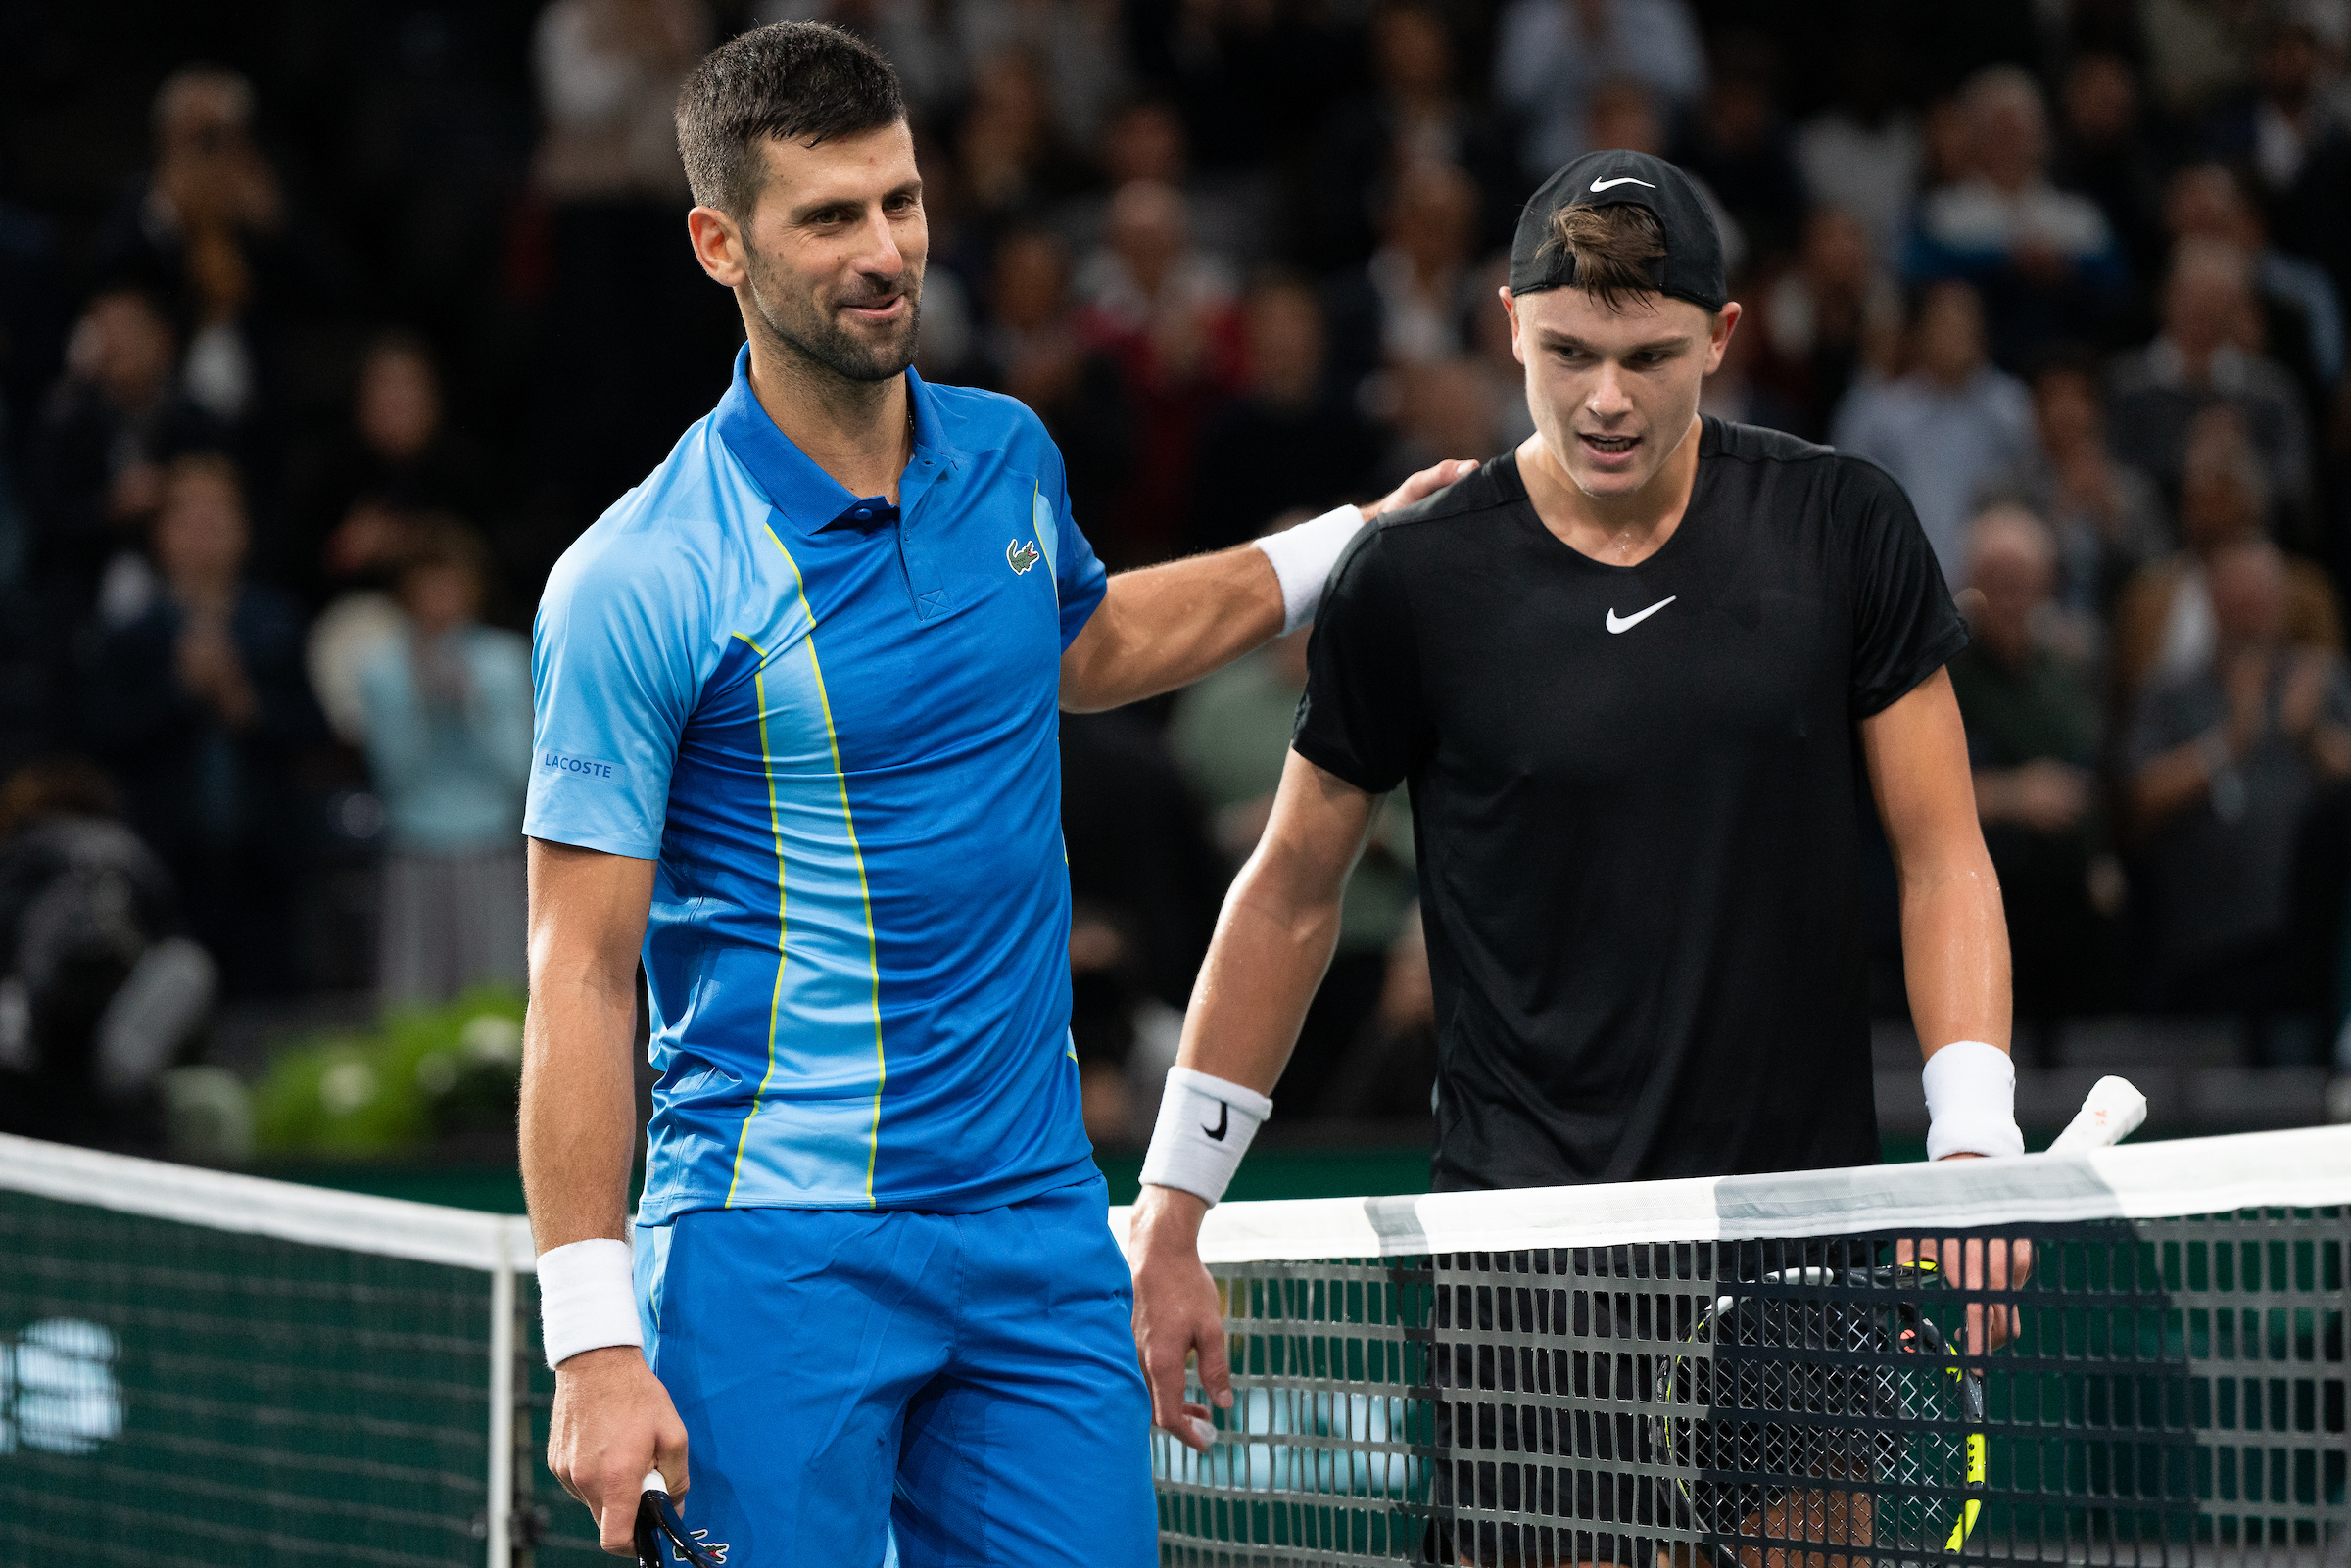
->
xmin=1655 ymin=1280 xmax=1984 ymax=1557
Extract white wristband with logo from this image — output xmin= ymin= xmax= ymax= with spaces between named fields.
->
xmin=538 ymin=1237 xmax=643 ymax=1369
xmin=1254 ymin=505 xmax=1366 ymax=635
xmin=1140 ymin=1067 xmax=1272 ymax=1206
xmin=1922 ymin=1039 xmax=2026 ymax=1161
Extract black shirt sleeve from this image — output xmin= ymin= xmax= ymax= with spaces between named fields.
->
xmin=1839 ymin=457 xmax=1970 ymax=717
xmin=1291 ymin=524 xmax=1427 ymax=793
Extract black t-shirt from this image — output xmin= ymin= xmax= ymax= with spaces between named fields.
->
xmin=1293 ymin=418 xmax=1966 ymax=1191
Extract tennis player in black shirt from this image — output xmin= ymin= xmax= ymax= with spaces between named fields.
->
xmin=1128 ymin=151 xmax=2028 ymax=1559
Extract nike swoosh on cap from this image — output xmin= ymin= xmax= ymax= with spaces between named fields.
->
xmin=1605 ymin=596 xmax=1677 ymax=633
xmin=1590 ymin=176 xmax=1656 ymax=191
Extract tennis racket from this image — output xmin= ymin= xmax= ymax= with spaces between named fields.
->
xmin=635 ymin=1471 xmax=728 ymax=1567
xmin=1650 ymin=1075 xmax=2146 ymax=1564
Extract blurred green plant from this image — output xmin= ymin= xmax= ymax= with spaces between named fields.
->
xmin=254 ymin=987 xmax=526 ymax=1157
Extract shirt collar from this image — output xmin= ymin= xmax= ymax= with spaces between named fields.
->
xmin=712 ymin=344 xmax=963 ymax=535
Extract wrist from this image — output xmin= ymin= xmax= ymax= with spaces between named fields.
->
xmin=537 ymin=1236 xmax=643 ymax=1369
xmin=1922 ymin=1039 xmax=2024 ymax=1161
xmin=1138 ymin=1067 xmax=1272 ymax=1206
xmin=1133 ymin=1183 xmax=1211 ymax=1247
xmin=1253 ymin=504 xmax=1366 ymax=635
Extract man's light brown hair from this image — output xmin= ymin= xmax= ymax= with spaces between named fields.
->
xmin=1538 ymin=204 xmax=1668 ymax=312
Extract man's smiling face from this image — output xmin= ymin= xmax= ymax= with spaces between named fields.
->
xmin=735 ymin=119 xmax=928 ymax=384
xmin=1505 ymin=285 xmax=1736 ymax=499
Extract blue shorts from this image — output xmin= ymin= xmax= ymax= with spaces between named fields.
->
xmin=634 ymin=1175 xmax=1157 ymax=1567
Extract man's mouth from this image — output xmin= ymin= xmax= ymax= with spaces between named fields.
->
xmin=842 ymin=294 xmax=907 ymax=322
xmin=1578 ymin=431 xmax=1640 ymax=459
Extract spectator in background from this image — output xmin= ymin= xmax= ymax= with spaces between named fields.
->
xmin=1697 ymin=277 xmax=1805 ymax=435
xmin=2108 ymin=237 xmax=2314 ymax=527
xmin=1325 ymin=158 xmax=1482 ymax=397
xmin=1792 ymin=33 xmax=1921 ymax=259
xmin=1166 ymin=621 xmax=1416 ymax=1116
xmin=1076 ymin=179 xmax=1243 ymax=564
xmin=957 ymin=0 xmax=1128 ymax=150
xmin=356 ymin=520 xmax=530 ymax=1005
xmin=954 ymin=52 xmax=1090 ymax=241
xmin=1948 ymin=507 xmax=2120 ymax=1040
xmin=1493 ymin=0 xmax=1707 ymax=179
xmin=1670 ymin=33 xmax=1807 ymax=263
xmin=0 ymin=757 xmax=214 ymax=1147
xmin=1756 ymin=207 xmax=1902 ymax=439
xmin=1903 ymin=66 xmax=2132 ymax=367
xmin=972 ymin=229 xmax=1134 ymax=544
xmin=2129 ymin=538 xmax=2351 ymax=1061
xmin=530 ymin=0 xmax=732 ymax=534
xmin=2165 ymin=163 xmax=2343 ymax=406
xmin=2112 ymin=411 xmax=2341 ymax=708
xmin=1307 ymin=2 xmax=1517 ymax=270
xmin=77 ymin=454 xmax=320 ymax=996
xmin=293 ymin=331 xmax=492 ymax=608
xmin=1831 ymin=279 xmax=2037 ymax=583
xmin=1184 ymin=275 xmax=1381 ymax=555
xmin=2204 ymin=17 xmax=2346 ymax=207
xmin=1997 ymin=347 xmax=2170 ymax=627
xmin=2051 ymin=51 xmax=2172 ymax=289
xmin=95 ymin=65 xmax=312 ymax=441
xmin=26 ymin=286 xmax=221 ymax=612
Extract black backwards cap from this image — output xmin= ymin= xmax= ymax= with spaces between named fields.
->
xmin=1508 ymin=149 xmax=1728 ymax=312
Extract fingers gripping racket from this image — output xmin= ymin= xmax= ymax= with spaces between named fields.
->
xmin=1650 ymin=1076 xmax=2146 ymax=1562
xmin=635 ymin=1471 xmax=728 ymax=1567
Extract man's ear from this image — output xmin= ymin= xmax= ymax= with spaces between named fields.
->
xmin=1501 ymin=287 xmax=1526 ymax=366
xmin=687 ymin=205 xmax=747 ymax=288
xmin=1704 ymin=300 xmax=1744 ymax=375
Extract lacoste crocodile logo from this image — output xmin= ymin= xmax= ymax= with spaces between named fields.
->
xmin=1006 ymin=539 xmax=1041 ymax=575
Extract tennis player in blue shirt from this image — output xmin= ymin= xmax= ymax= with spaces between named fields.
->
xmin=519 ymin=22 xmax=1467 ymax=1566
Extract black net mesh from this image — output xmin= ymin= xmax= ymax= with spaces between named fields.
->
xmin=1156 ymin=1212 xmax=2351 ymax=1568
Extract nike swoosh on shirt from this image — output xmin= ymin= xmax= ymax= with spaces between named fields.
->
xmin=1590 ymin=176 xmax=1656 ymax=191
xmin=1605 ymin=596 xmax=1677 ymax=633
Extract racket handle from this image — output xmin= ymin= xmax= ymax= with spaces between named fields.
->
xmin=2047 ymin=1075 xmax=2146 ymax=1151
xmin=642 ymin=1469 xmax=668 ymax=1497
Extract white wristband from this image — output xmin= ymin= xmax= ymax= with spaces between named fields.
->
xmin=538 ymin=1237 xmax=643 ymax=1368
xmin=1140 ymin=1067 xmax=1272 ymax=1206
xmin=1254 ymin=504 xmax=1366 ymax=635
xmin=1922 ymin=1039 xmax=2025 ymax=1161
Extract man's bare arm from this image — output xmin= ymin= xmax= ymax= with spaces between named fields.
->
xmin=1860 ymin=668 xmax=2010 ymax=1059
xmin=1861 ymin=668 xmax=2026 ymax=1348
xmin=1059 ymin=459 xmax=1477 ymax=713
xmin=1128 ymin=752 xmax=1379 ymax=1449
xmin=522 ymin=838 xmax=686 ymax=1558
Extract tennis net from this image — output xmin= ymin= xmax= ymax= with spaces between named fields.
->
xmin=1126 ymin=1126 xmax=2351 ymax=1568
xmin=0 ymin=1134 xmax=612 ymax=1566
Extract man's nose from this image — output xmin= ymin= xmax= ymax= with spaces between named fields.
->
xmin=1586 ymin=362 xmax=1634 ymax=419
xmin=852 ymin=206 xmax=904 ymax=277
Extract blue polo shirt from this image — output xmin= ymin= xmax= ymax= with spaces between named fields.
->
xmin=526 ymin=348 xmax=1108 ymax=1221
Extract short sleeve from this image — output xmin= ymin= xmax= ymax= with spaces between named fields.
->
xmin=1290 ymin=526 xmax=1426 ymax=794
xmin=1037 ymin=447 xmax=1108 ymax=649
xmin=523 ymin=533 xmax=709 ymax=859
xmin=1840 ymin=458 xmax=1970 ymax=718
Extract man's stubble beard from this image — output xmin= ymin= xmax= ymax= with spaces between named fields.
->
xmin=744 ymin=241 xmax=924 ymax=387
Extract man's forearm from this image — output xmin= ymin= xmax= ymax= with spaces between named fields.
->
xmin=1176 ymin=868 xmax=1345 ymax=1094
xmin=519 ymin=965 xmax=643 ymax=1252
xmin=1062 ymin=545 xmax=1284 ymax=714
xmin=1899 ymin=857 xmax=2011 ymax=1055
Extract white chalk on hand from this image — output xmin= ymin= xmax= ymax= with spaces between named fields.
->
xmin=2047 ymin=1075 xmax=2147 ymax=1152
xmin=1190 ymin=1416 xmax=1218 ymax=1448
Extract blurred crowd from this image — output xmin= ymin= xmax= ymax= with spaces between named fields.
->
xmin=6 ymin=0 xmax=2351 ymax=1147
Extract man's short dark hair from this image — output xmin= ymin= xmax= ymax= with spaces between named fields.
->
xmin=675 ymin=22 xmax=904 ymax=218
